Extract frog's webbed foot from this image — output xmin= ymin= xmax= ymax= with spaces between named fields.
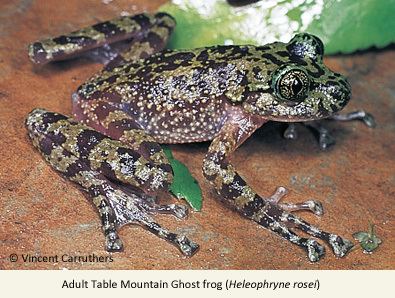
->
xmin=264 ymin=187 xmax=353 ymax=260
xmin=109 ymin=191 xmax=198 ymax=257
xmin=258 ymin=200 xmax=353 ymax=262
xmin=262 ymin=188 xmax=352 ymax=262
xmin=283 ymin=109 xmax=375 ymax=150
xmin=268 ymin=186 xmax=323 ymax=216
xmin=282 ymin=212 xmax=354 ymax=259
xmin=140 ymin=220 xmax=199 ymax=257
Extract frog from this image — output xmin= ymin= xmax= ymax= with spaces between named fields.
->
xmin=26 ymin=12 xmax=361 ymax=261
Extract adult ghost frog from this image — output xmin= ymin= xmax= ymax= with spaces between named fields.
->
xmin=27 ymin=12 xmax=362 ymax=261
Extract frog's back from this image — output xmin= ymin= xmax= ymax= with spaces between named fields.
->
xmin=74 ymin=45 xmax=282 ymax=143
xmin=77 ymin=45 xmax=261 ymax=102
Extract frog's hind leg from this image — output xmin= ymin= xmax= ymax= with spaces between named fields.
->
xmin=72 ymin=99 xmax=172 ymax=184
xmin=118 ymin=186 xmax=188 ymax=219
xmin=28 ymin=12 xmax=175 ymax=65
xmin=80 ymin=171 xmax=196 ymax=256
xmin=27 ymin=109 xmax=195 ymax=255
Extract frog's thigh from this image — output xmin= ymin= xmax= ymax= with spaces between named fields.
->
xmin=73 ymin=99 xmax=170 ymax=170
xmin=88 ymin=138 xmax=173 ymax=196
xmin=104 ymin=111 xmax=171 ymax=172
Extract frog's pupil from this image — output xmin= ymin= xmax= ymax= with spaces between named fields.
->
xmin=292 ymin=77 xmax=303 ymax=96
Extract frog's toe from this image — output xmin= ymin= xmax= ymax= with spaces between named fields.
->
xmin=175 ymin=235 xmax=199 ymax=257
xmin=268 ymin=187 xmax=323 ymax=215
xmin=328 ymin=234 xmax=354 ymax=258
xmin=283 ymin=122 xmax=336 ymax=150
xmin=305 ymin=239 xmax=325 ymax=262
xmin=297 ymin=121 xmax=336 ymax=150
xmin=146 ymin=203 xmax=189 ymax=219
xmin=105 ymin=231 xmax=123 ymax=252
xmin=305 ymin=200 xmax=324 ymax=216
xmin=284 ymin=123 xmax=298 ymax=140
xmin=172 ymin=204 xmax=188 ymax=219
xmin=361 ymin=112 xmax=376 ymax=128
xmin=330 ymin=110 xmax=376 ymax=128
xmin=318 ymin=131 xmax=336 ymax=150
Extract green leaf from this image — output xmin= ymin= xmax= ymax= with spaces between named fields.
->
xmin=352 ymin=231 xmax=369 ymax=242
xmin=159 ymin=0 xmax=395 ymax=54
xmin=163 ymin=146 xmax=174 ymax=160
xmin=163 ymin=146 xmax=202 ymax=211
xmin=353 ymin=223 xmax=382 ymax=254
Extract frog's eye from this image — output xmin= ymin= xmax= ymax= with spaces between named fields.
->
xmin=272 ymin=66 xmax=310 ymax=102
xmin=287 ymin=33 xmax=324 ymax=61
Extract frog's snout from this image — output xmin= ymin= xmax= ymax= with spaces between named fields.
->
xmin=333 ymin=75 xmax=352 ymax=110
xmin=316 ymin=74 xmax=352 ymax=116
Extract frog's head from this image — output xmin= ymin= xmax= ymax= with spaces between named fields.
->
xmin=243 ymin=33 xmax=351 ymax=121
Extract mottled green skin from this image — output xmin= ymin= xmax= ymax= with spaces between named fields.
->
xmin=28 ymin=13 xmax=354 ymax=261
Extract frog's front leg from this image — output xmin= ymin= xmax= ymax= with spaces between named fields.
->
xmin=202 ymin=109 xmax=353 ymax=261
xmin=284 ymin=110 xmax=376 ymax=150
xmin=329 ymin=110 xmax=376 ymax=127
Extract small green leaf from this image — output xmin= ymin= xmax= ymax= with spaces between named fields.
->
xmin=353 ymin=223 xmax=382 ymax=254
xmin=361 ymin=238 xmax=379 ymax=253
xmin=352 ymin=231 xmax=369 ymax=242
xmin=163 ymin=146 xmax=202 ymax=211
xmin=163 ymin=146 xmax=174 ymax=159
